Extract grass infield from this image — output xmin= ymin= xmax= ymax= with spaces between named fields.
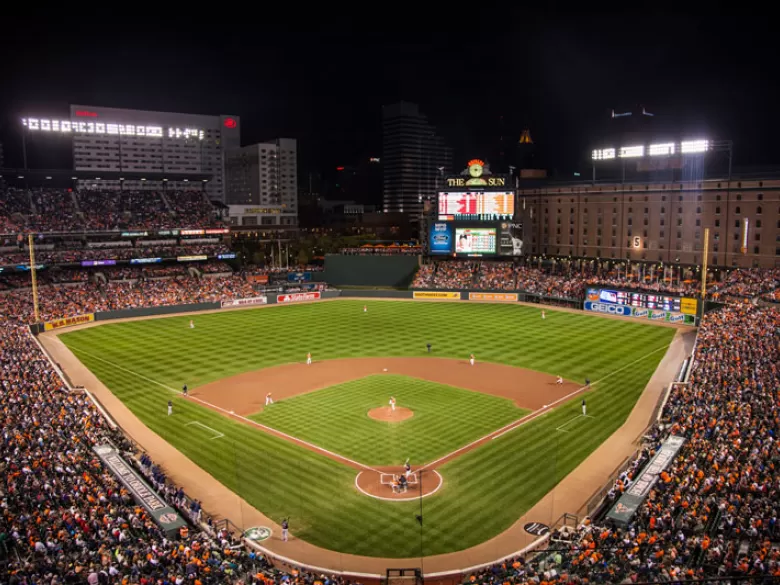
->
xmin=60 ymin=300 xmax=675 ymax=557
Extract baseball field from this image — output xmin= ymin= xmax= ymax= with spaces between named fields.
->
xmin=57 ymin=299 xmax=676 ymax=558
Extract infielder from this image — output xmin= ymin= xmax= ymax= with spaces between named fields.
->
xmin=556 ymin=375 xmax=563 ymax=385
xmin=265 ymin=392 xmax=274 ymax=406
xmin=469 ymin=353 xmax=475 ymax=366
xmin=167 ymin=400 xmax=173 ymax=416
xmin=182 ymin=384 xmax=188 ymax=396
xmin=306 ymin=352 xmax=312 ymax=365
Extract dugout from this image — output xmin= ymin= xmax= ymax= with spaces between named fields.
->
xmin=323 ymin=254 xmax=419 ymax=288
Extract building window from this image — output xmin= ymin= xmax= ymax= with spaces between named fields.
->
xmin=735 ymin=207 xmax=740 ymax=214
xmin=757 ymin=206 xmax=762 ymax=214
xmin=756 ymin=220 xmax=762 ymax=228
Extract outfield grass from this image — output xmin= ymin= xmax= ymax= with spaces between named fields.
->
xmin=251 ymin=374 xmax=527 ymax=466
xmin=60 ymin=300 xmax=676 ymax=557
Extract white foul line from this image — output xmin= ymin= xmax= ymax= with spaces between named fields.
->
xmin=67 ymin=346 xmax=381 ymax=473
xmin=421 ymin=343 xmax=673 ymax=468
xmin=186 ymin=420 xmax=225 ymax=440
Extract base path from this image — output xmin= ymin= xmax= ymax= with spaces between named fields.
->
xmin=193 ymin=357 xmax=580 ymax=416
xmin=39 ymin=325 xmax=695 ymax=577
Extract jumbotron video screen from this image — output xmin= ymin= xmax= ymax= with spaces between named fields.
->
xmin=454 ymin=227 xmax=497 ymax=256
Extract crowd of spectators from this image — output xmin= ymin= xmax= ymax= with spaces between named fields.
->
xmin=167 ymin=191 xmax=223 ymax=229
xmin=0 ymin=321 xmax=266 ymax=583
xmin=413 ymin=261 xmax=780 ymax=304
xmin=0 ymin=275 xmax=257 ymax=322
xmin=0 ymin=188 xmax=225 ymax=233
xmin=199 ymin=262 xmax=233 ymax=274
xmin=461 ymin=304 xmax=779 ymax=583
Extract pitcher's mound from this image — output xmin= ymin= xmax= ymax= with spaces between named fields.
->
xmin=368 ymin=406 xmax=414 ymax=422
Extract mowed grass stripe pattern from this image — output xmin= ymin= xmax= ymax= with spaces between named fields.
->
xmin=61 ymin=301 xmax=676 ymax=557
xmin=252 ymin=375 xmax=527 ymax=466
xmin=60 ymin=301 xmax=674 ymax=388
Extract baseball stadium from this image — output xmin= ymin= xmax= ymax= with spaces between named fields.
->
xmin=1 ymin=113 xmax=779 ymax=585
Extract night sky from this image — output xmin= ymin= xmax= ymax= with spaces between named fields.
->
xmin=1 ymin=13 xmax=777 ymax=181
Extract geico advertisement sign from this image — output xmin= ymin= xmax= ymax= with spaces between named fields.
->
xmin=277 ymin=292 xmax=321 ymax=303
xmin=584 ymin=301 xmax=632 ymax=316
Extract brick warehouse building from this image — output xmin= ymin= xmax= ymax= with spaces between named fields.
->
xmin=516 ymin=176 xmax=780 ymax=268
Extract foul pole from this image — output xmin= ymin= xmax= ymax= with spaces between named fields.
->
xmin=28 ymin=234 xmax=40 ymax=323
xmin=700 ymin=228 xmax=709 ymax=300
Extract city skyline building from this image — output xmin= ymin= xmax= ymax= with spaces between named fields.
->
xmin=382 ymin=102 xmax=452 ymax=218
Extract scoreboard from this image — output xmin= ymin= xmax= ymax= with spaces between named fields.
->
xmin=438 ymin=192 xmax=514 ymax=221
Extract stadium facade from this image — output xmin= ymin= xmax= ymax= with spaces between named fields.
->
xmin=514 ymin=175 xmax=780 ymax=268
xmin=21 ymin=105 xmax=242 ymax=201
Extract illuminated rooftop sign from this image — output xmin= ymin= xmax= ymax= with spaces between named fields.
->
xmin=593 ymin=140 xmax=709 ymax=160
xmin=22 ymin=118 xmax=204 ymax=140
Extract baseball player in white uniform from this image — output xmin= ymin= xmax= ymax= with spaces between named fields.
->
xmin=306 ymin=352 xmax=312 ymax=365
xmin=265 ymin=392 xmax=274 ymax=406
xmin=556 ymin=375 xmax=563 ymax=385
xmin=189 ymin=320 xmax=195 ymax=329
xmin=469 ymin=353 xmax=475 ymax=366
xmin=541 ymin=310 xmax=546 ymax=320
xmin=389 ymin=396 xmax=396 ymax=412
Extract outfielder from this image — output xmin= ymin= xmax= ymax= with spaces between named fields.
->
xmin=469 ymin=353 xmax=475 ymax=366
xmin=541 ymin=310 xmax=546 ymax=320
xmin=167 ymin=400 xmax=173 ymax=416
xmin=306 ymin=352 xmax=312 ymax=365
xmin=189 ymin=320 xmax=195 ymax=329
xmin=363 ymin=305 xmax=367 ymax=313
xmin=265 ymin=392 xmax=274 ymax=406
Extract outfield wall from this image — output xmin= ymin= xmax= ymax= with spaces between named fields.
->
xmin=96 ymin=302 xmax=221 ymax=321
xmin=323 ymin=255 xmax=419 ymax=287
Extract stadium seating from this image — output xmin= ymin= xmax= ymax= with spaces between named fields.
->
xmin=412 ymin=260 xmax=780 ymax=303
xmin=461 ymin=304 xmax=780 ymax=584
xmin=0 ymin=188 xmax=225 ymax=233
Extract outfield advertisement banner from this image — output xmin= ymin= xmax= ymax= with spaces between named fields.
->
xmin=584 ymin=302 xmax=695 ymax=324
xmin=221 ymin=296 xmax=268 ymax=308
xmin=469 ymin=292 xmax=518 ymax=302
xmin=277 ymin=292 xmax=321 ymax=303
xmin=93 ymin=444 xmax=187 ymax=538
xmin=43 ymin=314 xmax=95 ymax=330
xmin=606 ymin=436 xmax=685 ymax=525
xmin=413 ymin=291 xmax=461 ymax=300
